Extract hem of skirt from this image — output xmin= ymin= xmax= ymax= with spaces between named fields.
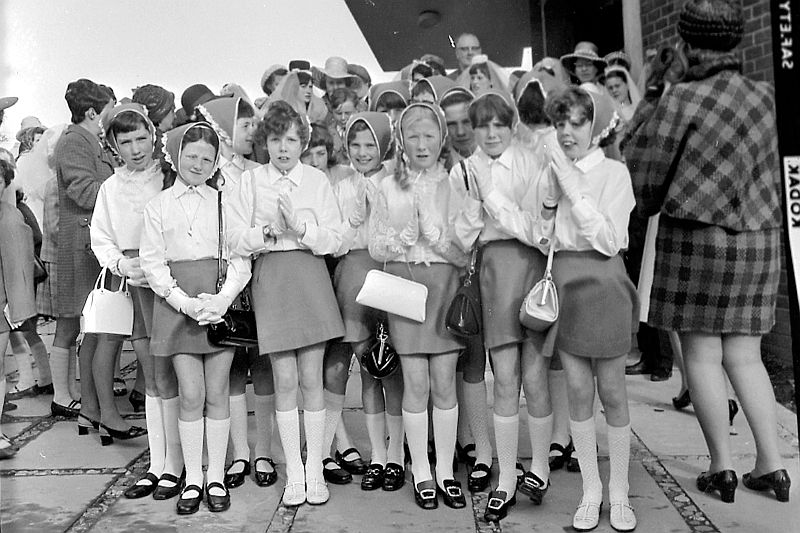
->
xmin=484 ymin=336 xmax=526 ymax=351
xmin=649 ymin=322 xmax=776 ymax=336
xmin=558 ymin=340 xmax=630 ymax=359
xmin=258 ymin=328 xmax=344 ymax=354
xmin=396 ymin=345 xmax=463 ymax=356
xmin=151 ymin=347 xmax=227 ymax=357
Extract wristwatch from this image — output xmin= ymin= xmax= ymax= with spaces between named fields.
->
xmin=262 ymin=224 xmax=277 ymax=244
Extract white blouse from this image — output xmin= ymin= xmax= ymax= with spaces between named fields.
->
xmin=218 ymin=154 xmax=260 ymax=197
xmin=332 ymin=166 xmax=386 ymax=256
xmin=139 ymin=180 xmax=250 ymax=301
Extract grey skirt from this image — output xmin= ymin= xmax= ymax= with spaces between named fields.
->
xmin=333 ymin=249 xmax=383 ymax=343
xmin=124 ymin=250 xmax=153 ymax=341
xmin=251 ymin=250 xmax=344 ymax=354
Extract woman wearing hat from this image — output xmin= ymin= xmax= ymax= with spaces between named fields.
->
xmin=313 ymin=57 xmax=361 ymax=117
xmin=624 ymin=0 xmax=790 ymax=505
xmin=561 ymin=42 xmax=607 ymax=90
xmin=254 ymin=65 xmax=287 ymax=112
xmin=455 ymin=55 xmax=508 ymax=97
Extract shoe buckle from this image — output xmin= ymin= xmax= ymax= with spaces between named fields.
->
xmin=419 ymin=488 xmax=436 ymax=499
xmin=446 ymin=485 xmax=461 ymax=497
xmin=487 ymin=497 xmax=503 ymax=510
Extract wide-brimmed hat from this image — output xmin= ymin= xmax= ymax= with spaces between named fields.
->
xmin=103 ymin=102 xmax=155 ymax=153
xmin=561 ymin=42 xmax=607 ymax=75
xmin=312 ymin=57 xmax=359 ymax=91
xmin=368 ymin=81 xmax=411 ymax=111
xmin=162 ymin=122 xmax=221 ymax=175
xmin=345 ymin=112 xmax=393 ymax=162
xmin=0 ymin=96 xmax=18 ymax=112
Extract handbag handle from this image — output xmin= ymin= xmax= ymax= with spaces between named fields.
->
xmin=459 ymin=160 xmax=480 ymax=277
xmin=216 ymin=189 xmax=225 ymax=293
xmin=95 ymin=265 xmax=128 ymax=293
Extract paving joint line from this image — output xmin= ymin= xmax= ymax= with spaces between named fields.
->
xmin=265 ymin=496 xmax=299 ymax=533
xmin=1 ymin=466 xmax=129 ymax=477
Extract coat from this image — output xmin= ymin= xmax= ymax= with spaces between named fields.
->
xmin=0 ymin=204 xmax=36 ymax=332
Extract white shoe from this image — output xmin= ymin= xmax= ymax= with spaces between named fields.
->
xmin=610 ymin=499 xmax=637 ymax=531
xmin=305 ymin=478 xmax=329 ymax=505
xmin=573 ymin=498 xmax=602 ymax=531
xmin=282 ymin=481 xmax=306 ymax=506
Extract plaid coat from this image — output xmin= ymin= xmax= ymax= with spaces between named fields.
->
xmin=54 ymin=124 xmax=115 ymax=316
xmin=623 ymin=54 xmax=782 ymax=232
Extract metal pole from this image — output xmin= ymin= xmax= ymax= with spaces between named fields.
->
xmin=540 ymin=0 xmax=547 ymax=58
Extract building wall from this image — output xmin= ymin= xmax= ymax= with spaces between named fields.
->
xmin=638 ymin=0 xmax=792 ymax=366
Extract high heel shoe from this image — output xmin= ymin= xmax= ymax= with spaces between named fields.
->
xmin=128 ymin=390 xmax=145 ymax=413
xmin=77 ymin=414 xmax=100 ymax=435
xmin=742 ymin=469 xmax=791 ymax=502
xmin=728 ymin=399 xmax=739 ymax=426
xmin=696 ymin=469 xmax=737 ymax=503
xmin=99 ymin=423 xmax=147 ymax=446
xmin=672 ymin=390 xmax=691 ymax=410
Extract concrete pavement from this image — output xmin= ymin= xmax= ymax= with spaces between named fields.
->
xmin=1 ymin=321 xmax=798 ymax=532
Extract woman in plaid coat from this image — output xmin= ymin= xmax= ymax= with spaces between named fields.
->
xmin=624 ymin=0 xmax=790 ymax=504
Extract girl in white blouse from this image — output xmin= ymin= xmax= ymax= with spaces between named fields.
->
xmin=227 ymin=101 xmax=344 ymax=507
xmin=449 ymin=91 xmax=552 ymax=522
xmin=369 ymin=102 xmax=467 ymax=511
xmin=140 ymin=123 xmax=251 ymax=515
xmin=91 ymin=104 xmax=171 ymax=497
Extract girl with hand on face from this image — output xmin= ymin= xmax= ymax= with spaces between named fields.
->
xmin=227 ymin=101 xmax=344 ymax=507
xmin=140 ymin=123 xmax=251 ymax=515
xmin=369 ymin=102 xmax=468 ymax=511
xmin=91 ymin=104 xmax=174 ymax=498
xmin=449 ymin=92 xmax=553 ymax=522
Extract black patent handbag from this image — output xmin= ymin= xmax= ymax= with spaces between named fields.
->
xmin=360 ymin=321 xmax=399 ymax=379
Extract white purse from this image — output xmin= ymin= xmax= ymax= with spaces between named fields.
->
xmin=81 ymin=266 xmax=134 ymax=336
xmin=356 ymin=269 xmax=429 ymax=323
xmin=519 ymin=241 xmax=559 ymax=332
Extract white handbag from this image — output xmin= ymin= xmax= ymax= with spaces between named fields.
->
xmin=81 ymin=266 xmax=134 ymax=336
xmin=519 ymin=241 xmax=559 ymax=332
xmin=356 ymin=269 xmax=429 ymax=323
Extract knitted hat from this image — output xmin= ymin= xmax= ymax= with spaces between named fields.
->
xmin=196 ymin=97 xmax=243 ymax=147
xmin=132 ymin=84 xmax=175 ymax=126
xmin=368 ymin=81 xmax=411 ymax=111
xmin=560 ymin=42 xmax=607 ymax=75
xmin=103 ymin=102 xmax=155 ymax=153
xmin=162 ymin=122 xmax=220 ymax=175
xmin=678 ymin=0 xmax=744 ymax=51
xmin=181 ymin=84 xmax=215 ymax=117
xmin=397 ymin=102 xmax=447 ymax=152
xmin=345 ymin=112 xmax=393 ymax=162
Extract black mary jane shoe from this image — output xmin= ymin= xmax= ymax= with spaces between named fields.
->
xmin=697 ymin=469 xmax=737 ymax=503
xmin=456 ymin=442 xmax=477 ymax=467
xmin=382 ymin=462 xmax=405 ymax=491
xmin=176 ymin=484 xmax=203 ymax=515
xmin=437 ymin=479 xmax=466 ymax=509
xmin=413 ymin=478 xmax=438 ymax=510
xmin=253 ymin=457 xmax=278 ymax=487
xmin=743 ymin=469 xmax=791 ymax=502
xmin=672 ymin=390 xmax=691 ymax=410
xmin=124 ymin=472 xmax=159 ymax=499
xmin=468 ymin=463 xmax=491 ymax=493
xmin=51 ymin=400 xmax=80 ymax=419
xmin=128 ymin=390 xmax=146 ymax=413
xmin=153 ymin=472 xmax=185 ymax=500
xmin=518 ymin=471 xmax=550 ymax=505
xmin=224 ymin=459 xmax=250 ymax=489
xmin=548 ymin=439 xmax=574 ymax=471
xmin=484 ymin=490 xmax=516 ymax=522
xmin=206 ymin=481 xmax=231 ymax=512
xmin=361 ymin=463 xmax=385 ymax=491
xmin=336 ymin=447 xmax=368 ymax=475
xmin=322 ymin=457 xmax=352 ymax=485
xmin=99 ymin=423 xmax=147 ymax=446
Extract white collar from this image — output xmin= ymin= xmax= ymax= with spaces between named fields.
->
xmin=267 ymin=162 xmax=303 ymax=186
xmin=171 ymin=178 xmax=212 ymax=199
xmin=574 ymin=147 xmax=605 ymax=173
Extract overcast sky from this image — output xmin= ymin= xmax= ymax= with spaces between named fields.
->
xmin=1 ymin=0 xmax=389 ymax=130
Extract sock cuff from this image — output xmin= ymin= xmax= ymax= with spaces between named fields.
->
xmin=432 ymin=404 xmax=458 ymax=416
xmin=162 ymin=396 xmax=180 ymax=408
xmin=50 ymin=346 xmax=69 ymax=355
xmin=275 ymin=407 xmax=299 ymax=422
xmin=205 ymin=416 xmax=230 ymax=429
xmin=402 ymin=408 xmax=427 ymax=420
xmin=528 ymin=412 xmax=554 ymax=427
xmin=607 ymin=423 xmax=631 ymax=440
xmin=493 ymin=412 xmax=520 ymax=426
xmin=303 ymin=408 xmax=326 ymax=423
xmin=230 ymin=393 xmax=246 ymax=406
xmin=178 ymin=417 xmax=203 ymax=428
xmin=570 ymin=417 xmax=596 ymax=433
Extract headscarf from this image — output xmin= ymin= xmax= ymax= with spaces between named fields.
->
xmin=197 ymin=97 xmax=246 ymax=148
xmin=369 ymin=81 xmax=411 ymax=111
xmin=162 ymin=122 xmax=221 ymax=177
xmin=103 ymin=102 xmax=156 ymax=154
xmin=411 ymin=76 xmax=457 ymax=103
xmin=345 ymin=112 xmax=393 ymax=162
xmin=469 ymin=89 xmax=520 ymax=129
xmin=455 ymin=55 xmax=509 ymax=95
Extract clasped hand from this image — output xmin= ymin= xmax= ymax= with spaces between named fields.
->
xmin=278 ymin=192 xmax=306 ymax=236
xmin=118 ymin=257 xmax=147 ymax=286
xmin=194 ymin=293 xmax=231 ymax=326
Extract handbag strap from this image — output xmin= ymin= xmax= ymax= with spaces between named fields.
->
xmin=216 ymin=189 xmax=225 ymax=293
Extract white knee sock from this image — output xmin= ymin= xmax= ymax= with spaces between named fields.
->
xmin=570 ymin=417 xmax=602 ymax=502
xmin=29 ymin=338 xmax=51 ymax=386
xmin=607 ymin=423 xmax=631 ymax=502
xmin=161 ymin=397 xmax=184 ymax=477
xmin=433 ymin=405 xmax=458 ymax=483
xmin=275 ymin=408 xmax=304 ymax=483
xmin=13 ymin=349 xmax=35 ymax=389
xmin=68 ymin=345 xmax=80 ymax=401
xmin=178 ymin=418 xmax=205 ymax=489
xmin=229 ymin=394 xmax=250 ymax=462
xmin=528 ymin=413 xmax=553 ymax=481
xmin=50 ymin=346 xmax=72 ymax=405
xmin=385 ymin=413 xmax=405 ymax=465
xmin=253 ymin=393 xmax=275 ymax=459
xmin=303 ymin=408 xmax=326 ymax=482
xmin=365 ymin=412 xmax=387 ymax=466
xmin=335 ymin=414 xmax=355 ymax=453
xmin=205 ymin=417 xmax=230 ymax=486
xmin=494 ymin=413 xmax=520 ymax=495
xmin=145 ymin=395 xmax=166 ymax=476
xmin=322 ymin=390 xmax=344 ymax=458
xmin=403 ymin=409 xmax=431 ymax=483
xmin=463 ymin=381 xmax=493 ymax=466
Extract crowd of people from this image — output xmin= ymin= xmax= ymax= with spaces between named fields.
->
xmin=0 ymin=0 xmax=791 ymax=530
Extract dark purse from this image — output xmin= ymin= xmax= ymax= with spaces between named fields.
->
xmin=33 ymin=256 xmax=48 ymax=285
xmin=360 ymin=321 xmax=399 ymax=379
xmin=445 ymin=161 xmax=483 ymax=338
xmin=206 ymin=189 xmax=259 ymax=349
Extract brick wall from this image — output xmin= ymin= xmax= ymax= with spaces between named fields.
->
xmin=638 ymin=0 xmax=793 ymax=369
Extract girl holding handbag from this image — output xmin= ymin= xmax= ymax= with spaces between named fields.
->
xmin=227 ymin=102 xmax=344 ymax=507
xmin=327 ymin=112 xmax=406 ymax=492
xmin=140 ymin=123 xmax=251 ymax=515
xmin=368 ymin=102 xmax=468 ymax=511
xmin=449 ymin=91 xmax=553 ymax=522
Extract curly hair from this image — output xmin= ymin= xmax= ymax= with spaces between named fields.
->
xmin=255 ymin=100 xmax=309 ymax=149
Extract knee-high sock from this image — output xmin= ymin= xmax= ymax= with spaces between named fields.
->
xmin=68 ymin=345 xmax=80 ymax=401
xmin=161 ymin=397 xmax=184 ymax=477
xmin=335 ymin=417 xmax=355 ymax=453
xmin=178 ymin=418 xmax=205 ymax=489
xmin=528 ymin=413 xmax=553 ymax=481
xmin=229 ymin=394 xmax=250 ymax=461
xmin=253 ymin=393 xmax=275 ymax=459
xmin=548 ymin=369 xmax=571 ymax=447
xmin=570 ymin=417 xmax=602 ymax=502
xmin=403 ymin=409 xmax=431 ymax=483
xmin=50 ymin=346 xmax=72 ymax=406
xmin=29 ymin=337 xmax=51 ymax=386
xmin=607 ymin=423 xmax=631 ymax=502
xmin=275 ymin=408 xmax=303 ymax=483
xmin=303 ymin=408 xmax=326 ymax=481
xmin=433 ymin=405 xmax=458 ymax=483
xmin=385 ymin=413 xmax=405 ymax=465
xmin=322 ymin=390 xmax=344 ymax=458
xmin=365 ymin=412 xmax=387 ymax=466
xmin=205 ymin=417 xmax=230 ymax=485
xmin=494 ymin=413 xmax=520 ymax=495
xmin=463 ymin=381 xmax=493 ymax=466
xmin=145 ymin=395 xmax=166 ymax=476
xmin=12 ymin=348 xmax=35 ymax=389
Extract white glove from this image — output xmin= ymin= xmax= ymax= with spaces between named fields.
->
xmin=195 ymin=292 xmax=232 ymax=326
xmin=348 ymin=179 xmax=368 ymax=228
xmin=398 ymin=209 xmax=419 ymax=246
xmin=164 ymin=287 xmax=201 ymax=320
xmin=467 ymin=159 xmax=493 ymax=200
xmin=416 ymin=195 xmax=442 ymax=243
xmin=549 ymin=149 xmax=582 ymax=203
xmin=278 ymin=192 xmax=306 ymax=236
xmin=118 ymin=257 xmax=147 ymax=287
xmin=3 ymin=304 xmax=23 ymax=329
